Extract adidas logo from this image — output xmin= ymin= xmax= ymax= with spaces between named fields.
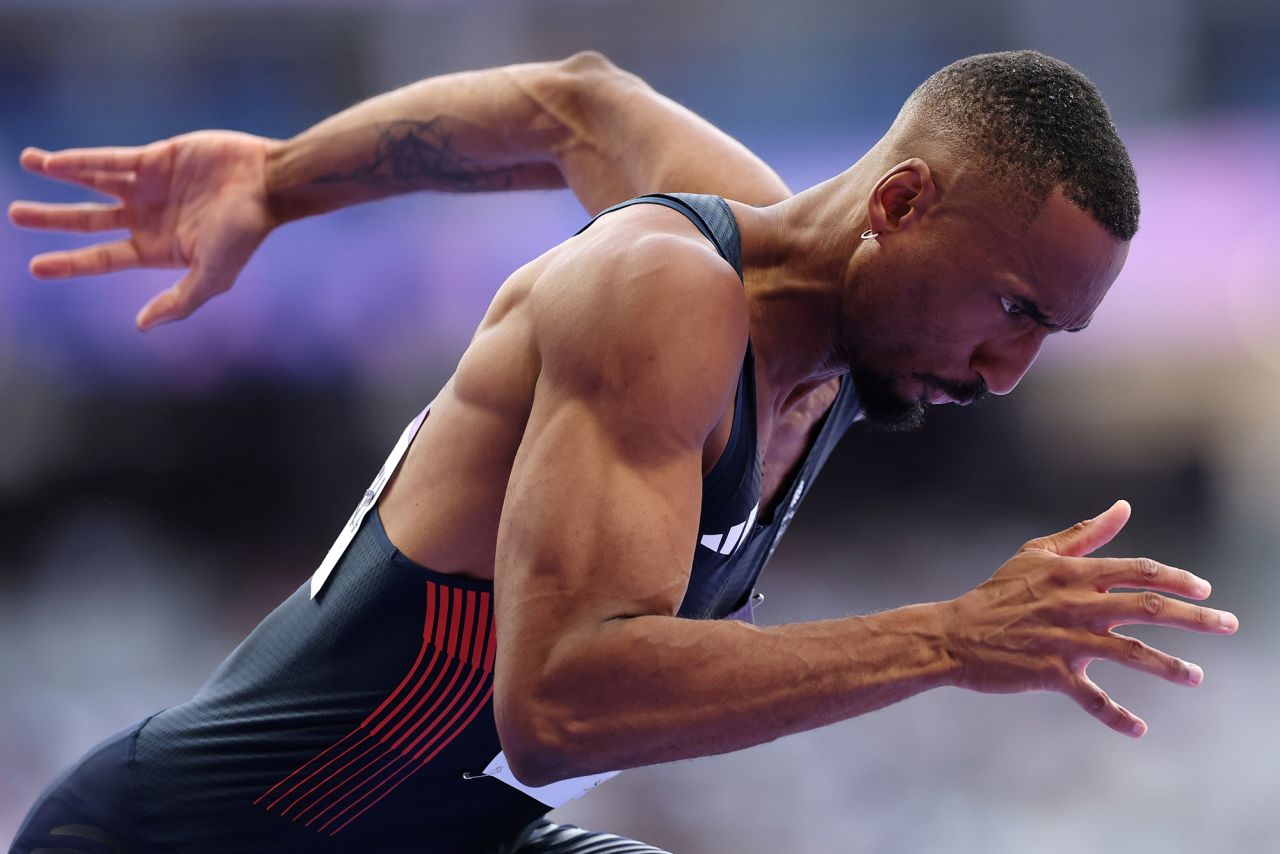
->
xmin=699 ymin=503 xmax=759 ymax=556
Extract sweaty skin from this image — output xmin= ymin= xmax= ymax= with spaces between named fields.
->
xmin=10 ymin=51 xmax=1237 ymax=790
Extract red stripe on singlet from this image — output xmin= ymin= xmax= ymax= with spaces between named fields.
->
xmin=459 ymin=590 xmax=476 ymax=667
xmin=263 ymin=575 xmax=497 ymax=834
xmin=388 ymin=657 xmax=466 ymax=751
xmin=254 ymin=581 xmax=437 ymax=809
xmin=325 ymin=682 xmax=497 ymax=835
xmin=433 ymin=581 xmax=449 ymax=648
xmin=483 ymin=610 xmax=498 ymax=672
xmin=297 ymin=654 xmax=463 ymax=823
xmin=471 ymin=591 xmax=491 ymax=667
xmin=364 ymin=580 xmax=439 ymax=728
xmin=305 ymin=663 xmax=474 ymax=827
xmin=304 ymin=621 xmax=483 ymax=824
xmin=448 ymin=588 xmax=463 ymax=657
xmin=281 ymin=590 xmax=449 ymax=818
xmin=411 ymin=665 xmax=493 ymax=759
xmin=425 ymin=580 xmax=437 ymax=640
xmin=366 ymin=583 xmax=449 ymax=738
xmin=286 ymin=737 xmax=391 ymax=820
xmin=400 ymin=663 xmax=484 ymax=755
xmin=266 ymin=583 xmax=436 ymax=816
xmin=312 ymin=618 xmax=491 ymax=830
xmin=316 ymin=657 xmax=489 ymax=828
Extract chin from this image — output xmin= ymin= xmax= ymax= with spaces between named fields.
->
xmin=860 ymin=386 xmax=928 ymax=432
xmin=849 ymin=367 xmax=928 ymax=432
xmin=861 ymin=401 xmax=927 ymax=432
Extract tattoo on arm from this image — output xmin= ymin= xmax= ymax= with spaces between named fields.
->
xmin=313 ymin=117 xmax=522 ymax=192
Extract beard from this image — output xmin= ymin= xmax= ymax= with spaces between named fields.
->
xmin=851 ymin=366 xmax=988 ymax=432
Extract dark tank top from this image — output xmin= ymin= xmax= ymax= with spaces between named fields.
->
xmin=577 ymin=193 xmax=862 ymax=619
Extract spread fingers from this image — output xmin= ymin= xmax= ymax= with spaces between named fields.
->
xmin=1097 ymin=592 xmax=1238 ymax=634
xmin=10 ymin=201 xmax=127 ymax=233
xmin=1083 ymin=633 xmax=1204 ymax=686
xmin=23 ymin=145 xmax=145 ymax=174
xmin=30 ymin=239 xmax=143 ymax=279
xmin=1083 ymin=557 xmax=1211 ymax=599
xmin=1065 ymin=674 xmax=1146 ymax=738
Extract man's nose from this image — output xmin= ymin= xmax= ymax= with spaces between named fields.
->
xmin=973 ymin=332 xmax=1046 ymax=396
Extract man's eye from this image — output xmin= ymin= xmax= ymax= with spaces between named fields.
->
xmin=1000 ymin=297 xmax=1024 ymax=317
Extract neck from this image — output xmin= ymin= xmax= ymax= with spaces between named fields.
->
xmin=729 ymin=154 xmax=885 ymax=412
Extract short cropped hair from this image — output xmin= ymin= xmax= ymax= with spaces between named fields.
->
xmin=901 ymin=50 xmax=1139 ymax=241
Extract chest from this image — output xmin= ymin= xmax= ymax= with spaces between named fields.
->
xmin=682 ymin=372 xmax=844 ymax=619
xmin=756 ymin=377 xmax=842 ymax=520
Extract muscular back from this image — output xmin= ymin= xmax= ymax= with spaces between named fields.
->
xmin=379 ymin=202 xmax=746 ymax=582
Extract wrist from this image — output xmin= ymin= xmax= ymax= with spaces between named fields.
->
xmin=915 ymin=599 xmax=966 ymax=689
xmin=262 ymin=135 xmax=302 ymax=227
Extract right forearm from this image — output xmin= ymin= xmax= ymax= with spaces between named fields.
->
xmin=263 ymin=49 xmax=791 ymax=225
xmin=501 ymin=601 xmax=960 ymax=785
xmin=263 ymin=60 xmax=576 ymax=224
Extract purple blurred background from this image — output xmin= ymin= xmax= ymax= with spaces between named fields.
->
xmin=2 ymin=1 xmax=1278 ymax=850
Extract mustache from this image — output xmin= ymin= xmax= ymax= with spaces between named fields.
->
xmin=923 ymin=374 xmax=989 ymax=406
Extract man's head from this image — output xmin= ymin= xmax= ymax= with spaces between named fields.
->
xmin=841 ymin=50 xmax=1138 ymax=430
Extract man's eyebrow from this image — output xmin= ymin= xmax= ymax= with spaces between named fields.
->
xmin=1013 ymin=297 xmax=1090 ymax=333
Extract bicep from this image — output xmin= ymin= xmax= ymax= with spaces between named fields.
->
xmin=491 ymin=235 xmax=745 ymax=702
xmin=494 ymin=382 xmax=702 ymax=671
xmin=487 ymin=236 xmax=746 ymax=770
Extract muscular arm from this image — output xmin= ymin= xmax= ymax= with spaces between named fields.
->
xmin=266 ymin=50 xmax=791 ymax=222
xmin=491 ymin=234 xmax=956 ymax=786
xmin=11 ymin=51 xmax=788 ymax=328
xmin=492 ymin=221 xmax=1236 ymax=787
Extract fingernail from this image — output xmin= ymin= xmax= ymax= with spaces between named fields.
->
xmin=1188 ymin=663 xmax=1203 ymax=685
xmin=1131 ymin=721 xmax=1147 ymax=737
xmin=1196 ymin=578 xmax=1212 ymax=596
xmin=1220 ymin=612 xmax=1238 ymax=631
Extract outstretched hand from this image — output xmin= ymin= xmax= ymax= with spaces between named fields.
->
xmin=9 ymin=131 xmax=276 ymax=330
xmin=946 ymin=500 xmax=1238 ymax=737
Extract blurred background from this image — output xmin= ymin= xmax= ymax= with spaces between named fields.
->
xmin=1 ymin=0 xmax=1277 ymax=850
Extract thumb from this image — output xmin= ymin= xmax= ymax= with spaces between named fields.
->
xmin=136 ymin=273 xmax=203 ymax=331
xmin=1024 ymin=499 xmax=1131 ymax=558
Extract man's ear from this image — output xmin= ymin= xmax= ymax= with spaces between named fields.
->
xmin=867 ymin=158 xmax=939 ymax=236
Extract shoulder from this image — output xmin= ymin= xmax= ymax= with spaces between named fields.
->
xmin=528 ymin=205 xmax=749 ymax=444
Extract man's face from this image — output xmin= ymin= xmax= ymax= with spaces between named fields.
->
xmin=846 ymin=187 xmax=1129 ymax=430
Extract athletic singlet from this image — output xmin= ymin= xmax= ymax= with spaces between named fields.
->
xmin=117 ymin=194 xmax=862 ymax=853
xmin=580 ymin=194 xmax=862 ymax=618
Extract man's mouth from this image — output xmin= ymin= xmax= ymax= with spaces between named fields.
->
xmin=922 ymin=377 xmax=989 ymax=406
xmin=925 ymin=386 xmax=955 ymax=405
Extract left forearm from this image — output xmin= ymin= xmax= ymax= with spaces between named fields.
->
xmin=498 ymin=604 xmax=958 ymax=785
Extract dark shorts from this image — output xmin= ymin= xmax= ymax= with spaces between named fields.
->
xmin=10 ymin=722 xmax=668 ymax=853
xmin=501 ymin=820 xmax=670 ymax=853
xmin=10 ymin=718 xmax=156 ymax=853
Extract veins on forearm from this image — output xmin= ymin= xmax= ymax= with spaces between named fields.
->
xmin=312 ymin=117 xmax=518 ymax=192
